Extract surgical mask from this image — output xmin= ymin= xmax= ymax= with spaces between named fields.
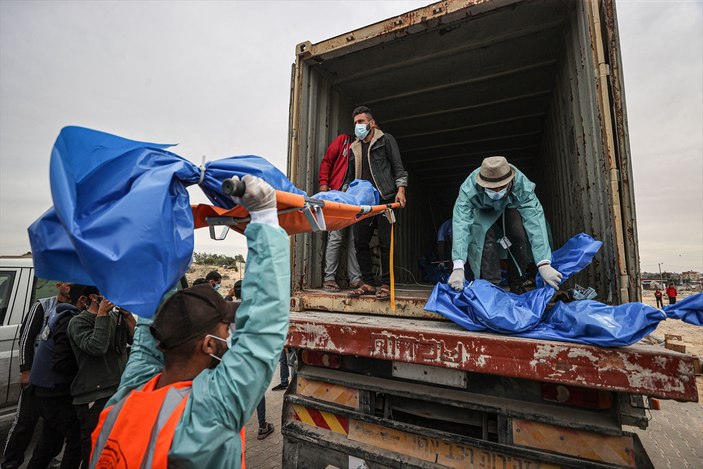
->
xmin=355 ymin=123 xmax=370 ymax=140
xmin=206 ymin=333 xmax=230 ymax=363
xmin=213 ymin=283 xmax=221 ymax=291
xmin=485 ymin=187 xmax=507 ymax=200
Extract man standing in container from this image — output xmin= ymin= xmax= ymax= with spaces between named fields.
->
xmin=343 ymin=106 xmax=408 ymax=300
xmin=448 ymin=156 xmax=562 ymax=292
xmin=319 ymin=134 xmax=363 ymax=292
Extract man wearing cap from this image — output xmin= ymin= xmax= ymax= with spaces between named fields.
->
xmin=88 ymin=176 xmax=289 ymax=468
xmin=448 ymin=156 xmax=562 ymax=292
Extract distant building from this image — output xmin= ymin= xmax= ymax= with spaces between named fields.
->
xmin=681 ymin=271 xmax=701 ymax=282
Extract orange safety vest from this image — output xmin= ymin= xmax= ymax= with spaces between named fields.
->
xmin=90 ymin=374 xmax=246 ymax=468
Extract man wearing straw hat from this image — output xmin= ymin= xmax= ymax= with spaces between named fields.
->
xmin=448 ymin=156 xmax=562 ymax=292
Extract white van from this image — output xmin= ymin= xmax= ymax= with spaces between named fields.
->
xmin=0 ymin=257 xmax=55 ymax=410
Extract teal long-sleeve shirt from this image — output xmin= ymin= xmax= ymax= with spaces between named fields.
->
xmin=108 ymin=222 xmax=290 ymax=468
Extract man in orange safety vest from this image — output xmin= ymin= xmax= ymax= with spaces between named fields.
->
xmin=89 ymin=176 xmax=289 ymax=468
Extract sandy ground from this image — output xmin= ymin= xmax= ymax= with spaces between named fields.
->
xmin=640 ymin=290 xmax=703 ymax=402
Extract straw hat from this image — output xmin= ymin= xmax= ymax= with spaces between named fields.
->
xmin=476 ymin=156 xmax=515 ymax=189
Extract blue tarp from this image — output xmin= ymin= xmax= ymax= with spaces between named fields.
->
xmin=664 ymin=293 xmax=703 ymax=326
xmin=424 ymin=233 xmax=697 ymax=347
xmin=29 ymin=127 xmax=379 ymax=318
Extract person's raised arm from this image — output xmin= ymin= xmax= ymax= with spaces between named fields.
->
xmin=195 ymin=176 xmax=290 ymax=431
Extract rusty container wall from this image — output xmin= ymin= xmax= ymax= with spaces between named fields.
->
xmin=287 ymin=0 xmax=639 ymax=302
xmin=536 ymin=1 xmax=619 ymax=302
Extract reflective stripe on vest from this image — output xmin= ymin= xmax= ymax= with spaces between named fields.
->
xmin=90 ymin=374 xmax=247 ymax=468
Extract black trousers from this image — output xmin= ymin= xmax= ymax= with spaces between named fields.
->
xmin=26 ymin=394 xmax=81 ymax=469
xmin=668 ymin=296 xmax=676 ymax=305
xmin=354 ymin=204 xmax=392 ymax=285
xmin=2 ymin=385 xmax=40 ymax=468
xmin=74 ymin=397 xmax=110 ymax=468
xmin=655 ymin=297 xmax=664 ymax=308
xmin=481 ymin=208 xmax=531 ymax=288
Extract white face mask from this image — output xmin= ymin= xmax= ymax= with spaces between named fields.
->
xmin=485 ymin=187 xmax=508 ymax=200
xmin=205 ymin=333 xmax=230 ymax=363
xmin=355 ymin=123 xmax=370 ymax=139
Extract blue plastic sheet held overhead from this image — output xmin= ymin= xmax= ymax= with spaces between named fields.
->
xmin=29 ymin=127 xmax=379 ymax=318
xmin=424 ymin=233 xmax=687 ymax=347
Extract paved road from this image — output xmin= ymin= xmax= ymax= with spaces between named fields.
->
xmin=2 ymin=365 xmax=701 ymax=468
xmin=631 ymin=399 xmax=703 ymax=469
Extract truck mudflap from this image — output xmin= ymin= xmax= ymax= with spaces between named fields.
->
xmin=288 ymin=312 xmax=699 ymax=402
xmin=282 ymin=390 xmax=653 ymax=469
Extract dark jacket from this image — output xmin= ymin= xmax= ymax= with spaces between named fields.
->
xmin=29 ymin=303 xmax=80 ymax=397
xmin=68 ymin=310 xmax=129 ymax=405
xmin=342 ymin=129 xmax=408 ymax=200
xmin=19 ymin=296 xmax=58 ymax=372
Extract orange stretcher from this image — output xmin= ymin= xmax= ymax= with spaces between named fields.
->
xmin=192 ymin=190 xmax=401 ymax=238
xmin=192 ymin=190 xmax=402 ymax=309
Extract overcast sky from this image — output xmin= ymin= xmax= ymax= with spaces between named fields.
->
xmin=1 ymin=0 xmax=701 ymax=275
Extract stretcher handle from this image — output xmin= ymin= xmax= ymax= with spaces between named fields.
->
xmin=221 ymin=178 xmax=246 ymax=197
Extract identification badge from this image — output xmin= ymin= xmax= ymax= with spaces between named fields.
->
xmin=498 ymin=236 xmax=512 ymax=249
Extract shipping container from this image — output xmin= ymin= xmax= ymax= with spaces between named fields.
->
xmin=281 ymin=1 xmax=694 ymax=468
xmin=287 ymin=0 xmax=640 ymax=305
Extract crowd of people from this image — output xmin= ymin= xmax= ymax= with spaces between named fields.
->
xmin=4 ymin=284 xmax=135 ymax=468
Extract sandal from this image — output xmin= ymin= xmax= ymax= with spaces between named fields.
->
xmin=323 ymin=280 xmax=341 ymax=292
xmin=349 ymin=279 xmax=364 ymax=290
xmin=376 ymin=284 xmax=391 ymax=300
xmin=348 ymin=283 xmax=376 ymax=298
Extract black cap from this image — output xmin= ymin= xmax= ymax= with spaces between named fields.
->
xmin=150 ymin=284 xmax=236 ymax=350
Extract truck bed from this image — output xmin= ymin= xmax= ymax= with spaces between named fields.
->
xmin=287 ymin=310 xmax=699 ymax=402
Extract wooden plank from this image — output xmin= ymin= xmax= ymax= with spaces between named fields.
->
xmin=664 ymin=341 xmax=687 ymax=354
xmin=348 ymin=418 xmax=561 ymax=469
xmin=297 ymin=376 xmax=360 ymax=409
xmin=512 ymin=419 xmax=635 ymax=468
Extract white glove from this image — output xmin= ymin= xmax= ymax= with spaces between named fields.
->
xmin=538 ymin=264 xmax=563 ymax=289
xmin=448 ymin=268 xmax=465 ymax=291
xmin=231 ymin=175 xmax=276 ymax=212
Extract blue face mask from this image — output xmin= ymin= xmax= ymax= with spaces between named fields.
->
xmin=355 ymin=123 xmax=370 ymax=140
xmin=485 ymin=187 xmax=508 ymax=200
xmin=213 ymin=283 xmax=221 ymax=291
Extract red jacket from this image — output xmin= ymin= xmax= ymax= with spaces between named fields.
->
xmin=666 ymin=286 xmax=677 ymax=298
xmin=319 ymin=134 xmax=352 ymax=191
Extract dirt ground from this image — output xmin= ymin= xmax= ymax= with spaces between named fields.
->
xmin=640 ymin=290 xmax=703 ymax=402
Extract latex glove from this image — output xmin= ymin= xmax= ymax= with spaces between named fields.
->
xmin=448 ymin=268 xmax=465 ymax=291
xmin=538 ymin=264 xmax=563 ymax=289
xmin=231 ymin=175 xmax=276 ymax=212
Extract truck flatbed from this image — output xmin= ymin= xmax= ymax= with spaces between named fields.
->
xmin=288 ymin=310 xmax=699 ymax=402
